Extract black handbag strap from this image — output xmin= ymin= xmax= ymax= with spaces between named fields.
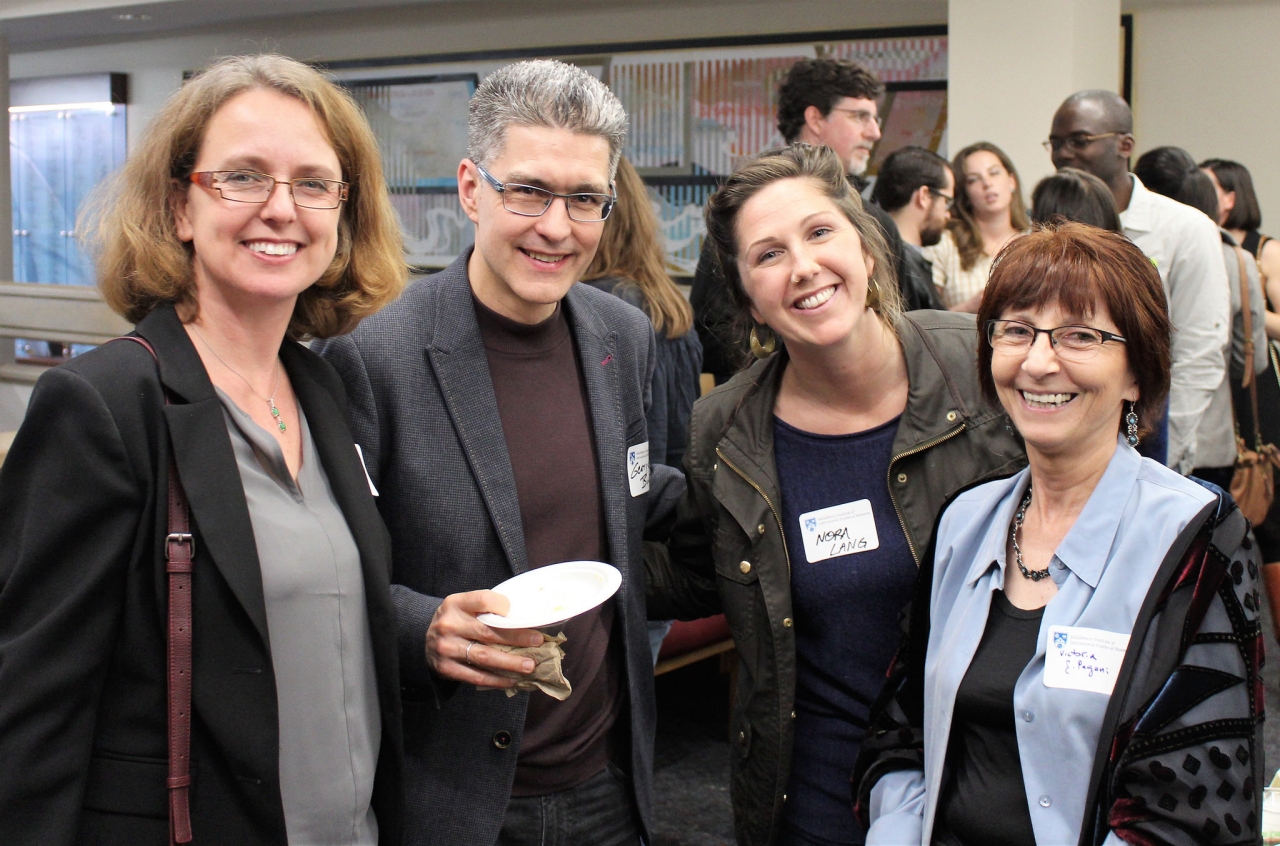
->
xmin=111 ymin=335 xmax=194 ymax=845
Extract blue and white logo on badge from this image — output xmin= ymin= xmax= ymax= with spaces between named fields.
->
xmin=1054 ymin=631 xmax=1069 ymax=651
xmin=805 ymin=517 xmax=817 ymax=532
xmin=626 ymin=441 xmax=650 ymax=497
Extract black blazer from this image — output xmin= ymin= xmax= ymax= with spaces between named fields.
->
xmin=0 ymin=304 xmax=403 ymax=845
xmin=315 ymin=253 xmax=659 ymax=846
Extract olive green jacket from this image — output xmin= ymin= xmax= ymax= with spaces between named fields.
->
xmin=646 ymin=310 xmax=1026 ymax=846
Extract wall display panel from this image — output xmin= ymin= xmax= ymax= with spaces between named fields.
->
xmin=329 ymin=28 xmax=946 ymax=273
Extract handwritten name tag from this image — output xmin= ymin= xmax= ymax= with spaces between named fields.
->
xmin=1043 ymin=625 xmax=1130 ymax=695
xmin=798 ymin=499 xmax=879 ymax=563
xmin=627 ymin=441 xmax=650 ymax=497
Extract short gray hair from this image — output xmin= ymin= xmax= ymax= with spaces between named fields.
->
xmin=467 ymin=59 xmax=628 ymax=178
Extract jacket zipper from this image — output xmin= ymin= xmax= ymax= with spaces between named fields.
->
xmin=716 ymin=447 xmax=792 ymax=578
xmin=887 ymin=422 xmax=966 ymax=566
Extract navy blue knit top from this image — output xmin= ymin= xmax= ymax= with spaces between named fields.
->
xmin=774 ymin=415 xmax=916 ymax=846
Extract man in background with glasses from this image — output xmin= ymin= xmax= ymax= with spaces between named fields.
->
xmin=692 ymin=57 xmax=915 ymax=382
xmin=317 ymin=59 xmax=666 ymax=846
xmin=1046 ymin=89 xmax=1228 ymax=474
xmin=872 ymin=145 xmax=953 ymax=310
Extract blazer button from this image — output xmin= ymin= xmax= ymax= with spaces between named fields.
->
xmin=738 ymin=731 xmax=746 ymax=745
xmin=739 ymin=560 xmax=752 ymax=574
xmin=782 ymin=617 xmax=793 ymax=628
xmin=790 ymin=711 xmax=796 ymax=720
xmin=493 ymin=730 xmax=513 ymax=749
xmin=946 ymin=411 xmax=958 ymax=422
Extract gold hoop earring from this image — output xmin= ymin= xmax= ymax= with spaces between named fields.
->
xmin=865 ymin=278 xmax=882 ymax=313
xmin=750 ymin=325 xmax=776 ymax=359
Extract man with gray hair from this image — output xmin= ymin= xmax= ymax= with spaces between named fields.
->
xmin=317 ymin=59 xmax=658 ymax=845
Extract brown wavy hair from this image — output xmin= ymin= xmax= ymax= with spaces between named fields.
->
xmin=978 ymin=222 xmax=1171 ymax=439
xmin=583 ymin=157 xmax=692 ymax=338
xmin=949 ymin=141 xmax=1030 ymax=272
xmin=83 ymin=53 xmax=406 ymax=339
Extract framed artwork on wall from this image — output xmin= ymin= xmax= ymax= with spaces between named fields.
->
xmin=327 ymin=26 xmax=948 ymax=274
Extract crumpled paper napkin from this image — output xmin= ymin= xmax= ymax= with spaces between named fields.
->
xmin=489 ymin=632 xmax=571 ymax=700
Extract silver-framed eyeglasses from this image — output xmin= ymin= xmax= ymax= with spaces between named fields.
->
xmin=1041 ymin=132 xmax=1122 ymax=153
xmin=474 ymin=163 xmax=615 ymax=222
xmin=986 ymin=318 xmax=1127 ymax=360
xmin=829 ymin=107 xmax=883 ymax=129
xmin=190 ymin=170 xmax=349 ymax=209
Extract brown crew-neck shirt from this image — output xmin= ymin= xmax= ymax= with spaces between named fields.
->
xmin=472 ymin=294 xmax=623 ymax=797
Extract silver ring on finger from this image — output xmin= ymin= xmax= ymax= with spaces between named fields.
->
xmin=465 ymin=641 xmax=478 ymax=665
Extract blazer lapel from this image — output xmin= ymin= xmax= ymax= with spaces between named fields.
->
xmin=425 ymin=265 xmax=529 ymax=575
xmin=136 ymin=305 xmax=271 ymax=646
xmin=565 ymin=287 xmax=627 ymax=572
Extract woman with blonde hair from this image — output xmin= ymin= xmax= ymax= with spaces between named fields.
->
xmin=0 ymin=54 xmax=407 ymax=845
xmin=925 ymin=141 xmax=1029 ymax=312
xmin=583 ymin=156 xmax=702 ymax=469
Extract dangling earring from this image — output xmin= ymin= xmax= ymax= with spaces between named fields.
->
xmin=1124 ymin=401 xmax=1140 ymax=447
xmin=750 ymin=324 xmax=776 ymax=359
xmin=865 ymin=278 xmax=882 ymax=313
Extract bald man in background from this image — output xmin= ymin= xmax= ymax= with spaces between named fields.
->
xmin=1048 ymin=90 xmax=1229 ymax=473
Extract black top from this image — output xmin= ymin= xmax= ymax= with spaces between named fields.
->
xmin=473 ymin=296 xmax=621 ymax=797
xmin=773 ymin=415 xmax=916 ymax=845
xmin=935 ymin=590 xmax=1043 ymax=846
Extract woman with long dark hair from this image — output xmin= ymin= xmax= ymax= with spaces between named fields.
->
xmin=924 ymin=141 xmax=1029 ymax=313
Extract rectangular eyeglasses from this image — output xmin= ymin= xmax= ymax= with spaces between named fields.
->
xmin=190 ymin=170 xmax=349 ymax=209
xmin=475 ymin=163 xmax=615 ymax=222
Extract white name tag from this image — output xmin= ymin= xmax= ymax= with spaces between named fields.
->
xmin=355 ymin=444 xmax=379 ymax=497
xmin=798 ymin=499 xmax=879 ymax=563
xmin=1043 ymin=625 xmax=1130 ymax=695
xmin=627 ymin=441 xmax=650 ymax=497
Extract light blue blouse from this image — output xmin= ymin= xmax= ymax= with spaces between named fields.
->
xmin=866 ymin=437 xmax=1216 ymax=846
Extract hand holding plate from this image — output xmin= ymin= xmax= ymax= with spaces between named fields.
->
xmin=426 ymin=590 xmax=545 ymax=687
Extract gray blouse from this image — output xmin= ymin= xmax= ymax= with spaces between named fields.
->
xmin=218 ymin=389 xmax=380 ymax=846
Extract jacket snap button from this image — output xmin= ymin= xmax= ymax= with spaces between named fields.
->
xmin=1038 ymin=795 xmax=1051 ymax=808
xmin=757 ymin=523 xmax=766 ymax=535
xmin=946 ymin=411 xmax=958 ymax=422
xmin=739 ymin=561 xmax=752 ymax=574
xmin=493 ymin=730 xmax=513 ymax=749
xmin=1023 ymin=710 xmax=1034 ymax=722
xmin=790 ymin=711 xmax=796 ymax=719
xmin=738 ymin=731 xmax=746 ymax=744
xmin=782 ymin=793 xmax=788 ymax=802
xmin=782 ymin=617 xmax=793 ymax=628
xmin=897 ymin=473 xmax=907 ymax=483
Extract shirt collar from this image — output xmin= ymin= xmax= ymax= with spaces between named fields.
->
xmin=1051 ymin=437 xmax=1142 ymax=588
xmin=1119 ymin=173 xmax=1153 ymax=232
xmin=963 ymin=437 xmax=1142 ymax=589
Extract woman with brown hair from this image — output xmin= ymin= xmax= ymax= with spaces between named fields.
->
xmin=858 ymin=224 xmax=1262 ymax=846
xmin=647 ymin=143 xmax=1024 ymax=846
xmin=0 ymin=54 xmax=407 ymax=845
xmin=924 ymin=141 xmax=1029 ymax=313
xmin=583 ymin=156 xmax=702 ymax=470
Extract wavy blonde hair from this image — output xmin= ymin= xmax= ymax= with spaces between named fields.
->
xmin=583 ymin=157 xmax=692 ymax=338
xmin=83 ymin=53 xmax=406 ymax=338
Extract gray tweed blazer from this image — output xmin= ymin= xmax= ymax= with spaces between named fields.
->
xmin=315 ymin=252 xmax=659 ymax=846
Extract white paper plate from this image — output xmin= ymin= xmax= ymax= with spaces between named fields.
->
xmin=477 ymin=561 xmax=621 ymax=629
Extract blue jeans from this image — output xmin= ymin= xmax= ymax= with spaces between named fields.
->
xmin=497 ymin=763 xmax=642 ymax=846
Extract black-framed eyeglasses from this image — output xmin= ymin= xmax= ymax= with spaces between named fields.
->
xmin=190 ymin=170 xmax=348 ymax=209
xmin=986 ymin=319 xmax=1126 ymax=360
xmin=829 ymin=107 xmax=883 ymax=129
xmin=927 ymin=186 xmax=955 ymax=211
xmin=475 ymin=163 xmax=615 ymax=222
xmin=1042 ymin=132 xmax=1123 ymax=153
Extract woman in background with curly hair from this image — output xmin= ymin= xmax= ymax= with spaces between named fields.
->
xmin=925 ymin=141 xmax=1029 ymax=313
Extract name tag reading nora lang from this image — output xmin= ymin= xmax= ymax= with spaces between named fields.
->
xmin=798 ymin=500 xmax=879 ymax=563
xmin=627 ymin=441 xmax=650 ymax=497
xmin=1043 ymin=625 xmax=1130 ymax=695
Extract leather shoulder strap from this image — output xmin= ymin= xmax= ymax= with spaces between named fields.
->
xmin=110 ymin=336 xmax=193 ymax=845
